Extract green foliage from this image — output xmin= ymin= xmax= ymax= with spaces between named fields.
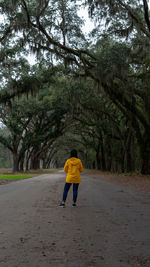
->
xmin=0 ymin=66 xmax=68 ymax=171
xmin=86 ymin=0 xmax=150 ymax=39
xmin=0 ymin=142 xmax=12 ymax=168
xmin=94 ymin=38 xmax=130 ymax=84
xmin=0 ymin=0 xmax=150 ymax=173
xmin=0 ymin=174 xmax=34 ymax=179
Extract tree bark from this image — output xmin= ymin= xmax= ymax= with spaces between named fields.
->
xmin=125 ymin=127 xmax=134 ymax=172
xmin=101 ymin=137 xmax=106 ymax=171
xmin=96 ymin=149 xmax=101 ymax=170
xmin=30 ymin=156 xmax=40 ymax=169
xmin=120 ymin=147 xmax=125 ymax=173
xmin=19 ymin=156 xmax=24 ymax=172
xmin=42 ymin=158 xmax=47 ymax=169
xmin=141 ymin=131 xmax=150 ymax=174
xmin=12 ymin=152 xmax=19 ymax=172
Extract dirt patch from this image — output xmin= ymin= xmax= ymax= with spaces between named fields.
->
xmin=0 ymin=179 xmax=19 ymax=185
xmin=85 ymin=170 xmax=150 ymax=193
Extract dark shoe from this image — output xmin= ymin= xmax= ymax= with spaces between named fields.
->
xmin=72 ymin=203 xmax=77 ymax=207
xmin=59 ymin=202 xmax=65 ymax=208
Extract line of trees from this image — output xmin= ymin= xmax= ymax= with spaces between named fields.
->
xmin=0 ymin=66 xmax=67 ymax=171
xmin=0 ymin=0 xmax=150 ymax=173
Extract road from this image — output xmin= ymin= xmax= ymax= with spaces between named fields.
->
xmin=0 ymin=170 xmax=150 ymax=267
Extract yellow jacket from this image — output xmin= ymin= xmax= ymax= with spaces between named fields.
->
xmin=64 ymin=157 xmax=84 ymax=183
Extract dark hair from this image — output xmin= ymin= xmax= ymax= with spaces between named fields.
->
xmin=70 ymin=149 xmax=78 ymax=158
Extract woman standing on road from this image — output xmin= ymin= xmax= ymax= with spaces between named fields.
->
xmin=59 ymin=149 xmax=84 ymax=207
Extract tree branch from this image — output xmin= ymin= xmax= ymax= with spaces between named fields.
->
xmin=143 ymin=0 xmax=150 ymax=32
xmin=118 ymin=0 xmax=150 ymax=38
xmin=0 ymin=26 xmax=12 ymax=43
xmin=37 ymin=0 xmax=50 ymax=18
xmin=102 ymin=81 xmax=150 ymax=130
xmin=21 ymin=0 xmax=96 ymax=68
xmin=37 ymin=22 xmax=95 ymax=67
xmin=31 ymin=42 xmax=82 ymax=67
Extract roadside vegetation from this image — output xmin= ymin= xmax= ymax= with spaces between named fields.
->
xmin=0 ymin=174 xmax=35 ymax=180
xmin=0 ymin=169 xmax=58 ymax=184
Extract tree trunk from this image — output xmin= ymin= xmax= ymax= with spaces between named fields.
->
xmin=25 ymin=151 xmax=30 ymax=171
xmin=141 ymin=131 xmax=150 ymax=174
xmin=126 ymin=148 xmax=132 ymax=173
xmin=120 ymin=147 xmax=125 ymax=173
xmin=125 ymin=128 xmax=133 ymax=173
xmin=26 ymin=159 xmax=29 ymax=171
xmin=12 ymin=152 xmax=19 ymax=172
xmin=30 ymin=156 xmax=40 ymax=169
xmin=42 ymin=158 xmax=47 ymax=169
xmin=92 ymin=160 xmax=96 ymax=169
xmin=101 ymin=139 xmax=106 ymax=171
xmin=107 ymin=143 xmax=112 ymax=171
xmin=96 ymin=149 xmax=101 ymax=170
xmin=19 ymin=156 xmax=24 ymax=172
xmin=30 ymin=147 xmax=41 ymax=170
xmin=46 ymin=159 xmax=50 ymax=169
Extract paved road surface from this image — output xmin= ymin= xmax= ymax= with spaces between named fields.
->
xmin=0 ymin=170 xmax=150 ymax=267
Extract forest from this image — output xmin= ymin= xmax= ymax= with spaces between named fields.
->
xmin=0 ymin=0 xmax=150 ymax=174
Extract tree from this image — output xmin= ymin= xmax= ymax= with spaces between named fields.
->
xmin=0 ymin=0 xmax=94 ymax=69
xmin=61 ymin=75 xmax=138 ymax=172
xmin=0 ymin=64 xmax=67 ymax=171
xmin=91 ymin=38 xmax=150 ymax=173
xmin=0 ymin=128 xmax=12 ymax=168
xmin=86 ymin=0 xmax=150 ymax=39
xmin=0 ymin=0 xmax=150 ymax=174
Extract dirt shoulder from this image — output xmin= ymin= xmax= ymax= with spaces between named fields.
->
xmin=84 ymin=169 xmax=150 ymax=193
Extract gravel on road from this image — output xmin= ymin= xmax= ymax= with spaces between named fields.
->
xmin=0 ymin=170 xmax=150 ymax=267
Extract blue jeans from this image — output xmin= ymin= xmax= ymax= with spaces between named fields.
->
xmin=62 ymin=183 xmax=79 ymax=203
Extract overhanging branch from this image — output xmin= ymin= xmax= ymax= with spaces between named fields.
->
xmin=21 ymin=0 xmax=96 ymax=68
xmin=118 ymin=0 xmax=150 ymax=38
xmin=143 ymin=0 xmax=150 ymax=32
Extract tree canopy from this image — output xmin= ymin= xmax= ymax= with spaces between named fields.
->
xmin=0 ymin=0 xmax=150 ymax=174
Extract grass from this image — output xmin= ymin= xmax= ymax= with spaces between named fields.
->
xmin=0 ymin=174 xmax=35 ymax=180
xmin=0 ymin=169 xmax=58 ymax=185
xmin=0 ymin=168 xmax=58 ymax=182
